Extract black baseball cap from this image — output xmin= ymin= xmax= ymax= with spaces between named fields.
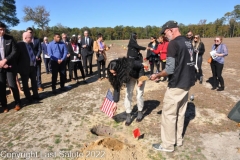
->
xmin=160 ymin=20 xmax=178 ymax=34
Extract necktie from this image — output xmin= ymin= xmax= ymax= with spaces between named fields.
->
xmin=85 ymin=37 xmax=88 ymax=45
xmin=28 ymin=44 xmax=36 ymax=66
xmin=0 ymin=37 xmax=4 ymax=60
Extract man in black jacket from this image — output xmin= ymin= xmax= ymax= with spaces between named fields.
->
xmin=151 ymin=21 xmax=195 ymax=152
xmin=0 ymin=22 xmax=21 ymax=113
xmin=17 ymin=32 xmax=41 ymax=103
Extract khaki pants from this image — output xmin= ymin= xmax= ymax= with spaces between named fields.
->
xmin=124 ymin=77 xmax=145 ymax=114
xmin=161 ymin=87 xmax=189 ymax=150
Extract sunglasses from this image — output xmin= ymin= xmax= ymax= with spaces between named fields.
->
xmin=214 ymin=40 xmax=220 ymax=42
xmin=194 ymin=37 xmax=198 ymax=39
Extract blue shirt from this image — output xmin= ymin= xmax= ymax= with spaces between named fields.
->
xmin=47 ymin=40 xmax=68 ymax=61
xmin=25 ymin=43 xmax=36 ymax=66
xmin=211 ymin=43 xmax=228 ymax=64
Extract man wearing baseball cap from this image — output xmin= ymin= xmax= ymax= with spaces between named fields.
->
xmin=150 ymin=20 xmax=195 ymax=152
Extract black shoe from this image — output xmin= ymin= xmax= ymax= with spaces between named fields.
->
xmin=125 ymin=113 xmax=131 ymax=126
xmin=211 ymin=87 xmax=216 ymax=90
xmin=52 ymin=89 xmax=57 ymax=94
xmin=60 ymin=87 xmax=67 ymax=92
xmin=27 ymin=98 xmax=33 ymax=104
xmin=136 ymin=111 xmax=143 ymax=122
xmin=217 ymin=87 xmax=224 ymax=91
xmin=90 ymin=71 xmax=93 ymax=75
xmin=33 ymin=96 xmax=42 ymax=101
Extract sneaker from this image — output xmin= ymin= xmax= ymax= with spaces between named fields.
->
xmin=136 ymin=111 xmax=143 ymax=122
xmin=217 ymin=87 xmax=224 ymax=91
xmin=152 ymin=144 xmax=174 ymax=152
xmin=125 ymin=113 xmax=131 ymax=126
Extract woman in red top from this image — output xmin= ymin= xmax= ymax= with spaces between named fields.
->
xmin=150 ymin=35 xmax=169 ymax=81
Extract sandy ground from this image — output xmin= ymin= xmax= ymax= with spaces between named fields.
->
xmin=0 ymin=38 xmax=240 ymax=160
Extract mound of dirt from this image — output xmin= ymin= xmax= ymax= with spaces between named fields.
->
xmin=77 ymin=137 xmax=145 ymax=160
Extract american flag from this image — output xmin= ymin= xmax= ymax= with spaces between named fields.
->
xmin=101 ymin=89 xmax=114 ymax=118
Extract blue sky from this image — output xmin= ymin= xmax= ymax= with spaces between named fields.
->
xmin=11 ymin=0 xmax=239 ymax=30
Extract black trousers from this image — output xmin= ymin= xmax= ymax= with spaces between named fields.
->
xmin=210 ymin=60 xmax=224 ymax=88
xmin=77 ymin=61 xmax=85 ymax=79
xmin=20 ymin=66 xmax=39 ymax=100
xmin=69 ymin=62 xmax=78 ymax=80
xmin=44 ymin=58 xmax=51 ymax=73
xmin=97 ymin=60 xmax=106 ymax=78
xmin=51 ymin=60 xmax=66 ymax=89
xmin=0 ymin=71 xmax=21 ymax=108
xmin=195 ymin=55 xmax=203 ymax=80
xmin=150 ymin=60 xmax=160 ymax=74
xmin=82 ymin=54 xmax=93 ymax=74
xmin=35 ymin=61 xmax=42 ymax=88
xmin=160 ymin=60 xmax=166 ymax=71
xmin=65 ymin=57 xmax=70 ymax=79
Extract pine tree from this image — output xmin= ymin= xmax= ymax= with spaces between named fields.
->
xmin=0 ymin=0 xmax=19 ymax=27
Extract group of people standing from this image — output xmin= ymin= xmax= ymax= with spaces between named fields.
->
xmin=0 ymin=21 xmax=111 ymax=113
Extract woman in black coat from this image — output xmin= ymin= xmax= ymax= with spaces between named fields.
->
xmin=146 ymin=36 xmax=159 ymax=74
xmin=192 ymin=35 xmax=205 ymax=84
xmin=67 ymin=37 xmax=86 ymax=83
xmin=127 ymin=33 xmax=146 ymax=62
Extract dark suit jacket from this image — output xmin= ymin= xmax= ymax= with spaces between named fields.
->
xmin=79 ymin=36 xmax=93 ymax=56
xmin=41 ymin=42 xmax=49 ymax=58
xmin=0 ymin=34 xmax=18 ymax=73
xmin=16 ymin=42 xmax=35 ymax=75
xmin=67 ymin=43 xmax=81 ymax=61
xmin=32 ymin=37 xmax=42 ymax=64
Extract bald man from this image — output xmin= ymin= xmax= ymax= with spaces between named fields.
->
xmin=16 ymin=32 xmax=41 ymax=103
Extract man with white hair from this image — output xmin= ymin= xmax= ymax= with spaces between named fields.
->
xmin=17 ymin=32 xmax=41 ymax=103
xmin=151 ymin=20 xmax=195 ymax=152
xmin=77 ymin=35 xmax=81 ymax=44
xmin=79 ymin=30 xmax=94 ymax=75
xmin=42 ymin=37 xmax=51 ymax=74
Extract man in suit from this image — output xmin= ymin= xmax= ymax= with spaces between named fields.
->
xmin=26 ymin=27 xmax=43 ymax=91
xmin=47 ymin=33 xmax=68 ymax=94
xmin=0 ymin=22 xmax=21 ymax=113
xmin=42 ymin=37 xmax=51 ymax=74
xmin=16 ymin=32 xmax=41 ymax=103
xmin=79 ymin=30 xmax=94 ymax=75
xmin=77 ymin=35 xmax=81 ymax=44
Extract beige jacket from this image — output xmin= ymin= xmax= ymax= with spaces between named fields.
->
xmin=93 ymin=40 xmax=110 ymax=61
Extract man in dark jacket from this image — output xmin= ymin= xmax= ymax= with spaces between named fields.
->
xmin=26 ymin=27 xmax=43 ymax=91
xmin=127 ymin=33 xmax=146 ymax=62
xmin=0 ymin=22 xmax=21 ymax=113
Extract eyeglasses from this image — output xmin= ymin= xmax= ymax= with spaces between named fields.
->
xmin=214 ymin=40 xmax=220 ymax=42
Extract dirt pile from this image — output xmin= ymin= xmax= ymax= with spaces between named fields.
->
xmin=77 ymin=137 xmax=145 ymax=160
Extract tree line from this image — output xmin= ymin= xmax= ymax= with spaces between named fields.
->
xmin=1 ymin=1 xmax=239 ymax=41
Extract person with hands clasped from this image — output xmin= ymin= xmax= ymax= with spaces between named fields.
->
xmin=107 ymin=57 xmax=145 ymax=126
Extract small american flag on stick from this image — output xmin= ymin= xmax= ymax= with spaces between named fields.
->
xmin=101 ymin=89 xmax=114 ymax=118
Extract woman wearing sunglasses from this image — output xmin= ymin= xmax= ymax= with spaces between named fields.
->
xmin=210 ymin=36 xmax=228 ymax=91
xmin=192 ymin=35 xmax=205 ymax=84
